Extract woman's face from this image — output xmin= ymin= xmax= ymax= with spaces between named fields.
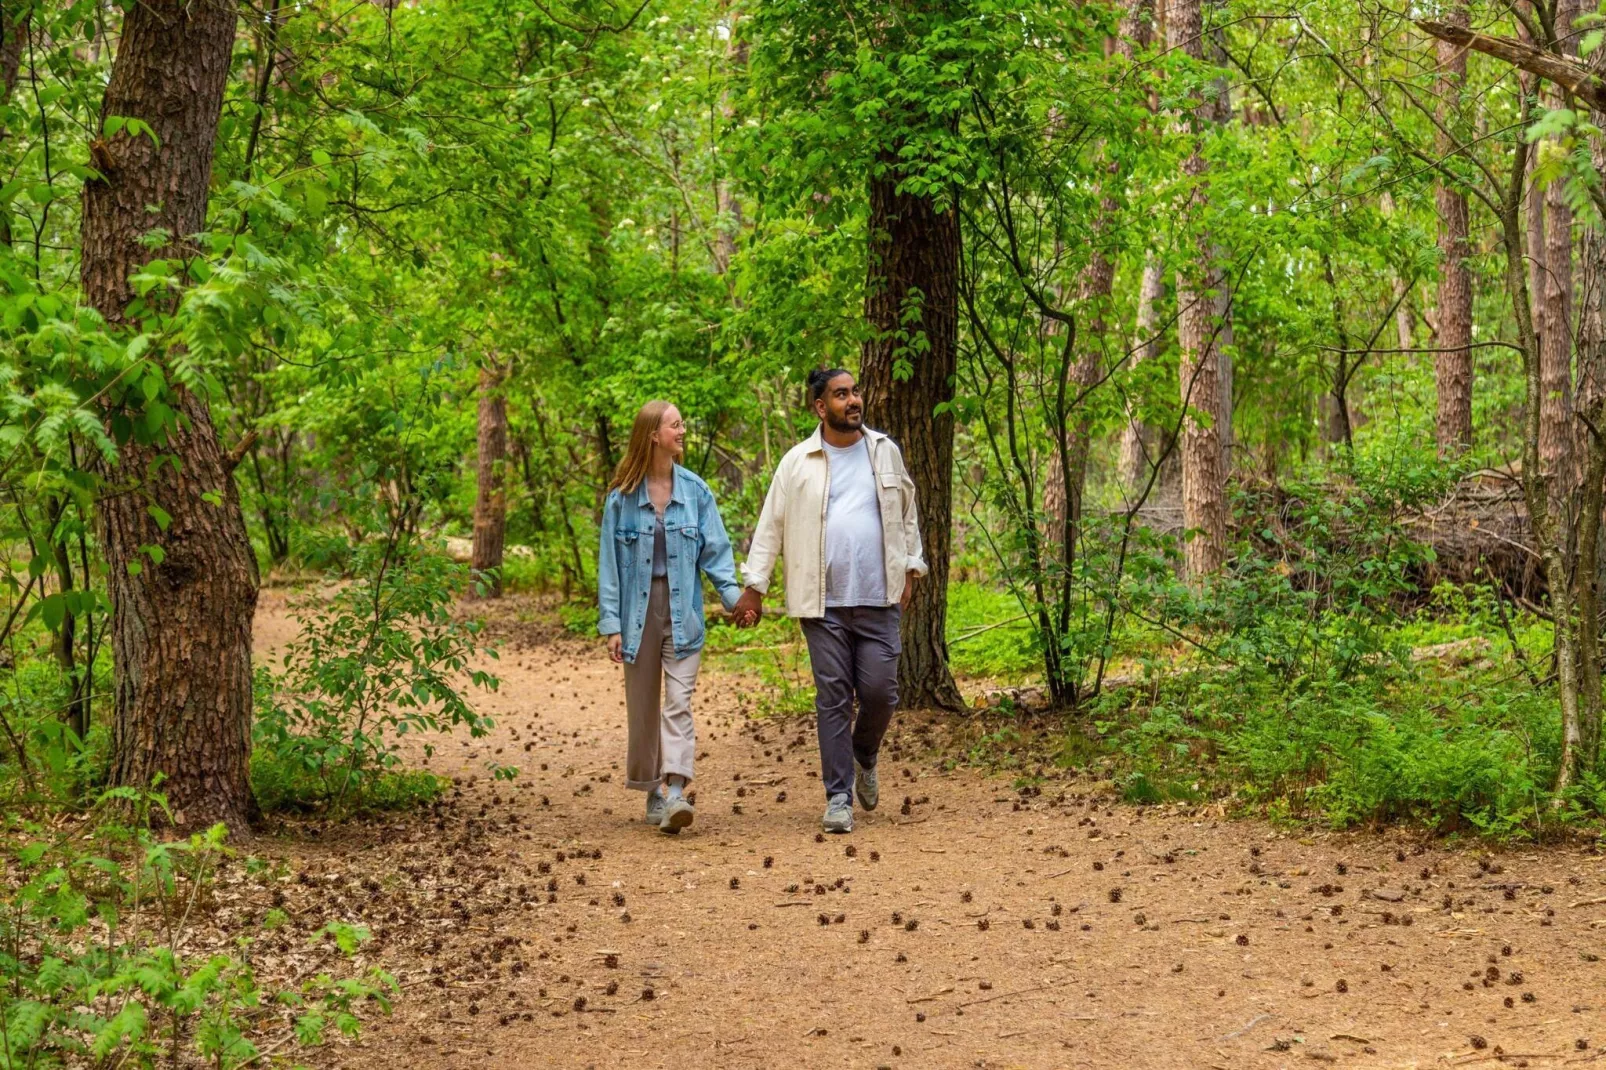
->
xmin=654 ymin=406 xmax=686 ymax=460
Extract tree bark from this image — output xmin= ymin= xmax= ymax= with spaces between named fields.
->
xmin=1539 ymin=0 xmax=1577 ymax=497
xmin=1169 ymin=0 xmax=1228 ymax=579
xmin=860 ymin=156 xmax=965 ymax=712
xmin=472 ymin=362 xmax=509 ymax=597
xmin=1433 ymin=7 xmax=1475 ymax=455
xmin=82 ymin=0 xmax=258 ymax=831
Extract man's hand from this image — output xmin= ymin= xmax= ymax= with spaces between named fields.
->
xmin=733 ymin=587 xmax=763 ymax=628
xmin=900 ymin=571 xmax=919 ymax=611
xmin=605 ymin=634 xmax=624 ymax=663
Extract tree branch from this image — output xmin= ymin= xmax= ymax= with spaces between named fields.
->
xmin=1416 ymin=19 xmax=1606 ymax=111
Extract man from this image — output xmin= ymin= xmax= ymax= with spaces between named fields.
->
xmin=734 ymin=368 xmax=926 ymax=833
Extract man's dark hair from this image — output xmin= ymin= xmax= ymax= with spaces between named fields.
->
xmin=807 ymin=367 xmax=853 ymax=404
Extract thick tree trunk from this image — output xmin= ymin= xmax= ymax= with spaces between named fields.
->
xmin=82 ymin=0 xmax=257 ymax=831
xmin=1434 ymin=7 xmax=1475 ymax=455
xmin=472 ymin=362 xmax=509 ymax=597
xmin=1169 ymin=0 xmax=1228 ymax=580
xmin=860 ymin=158 xmax=965 ymax=713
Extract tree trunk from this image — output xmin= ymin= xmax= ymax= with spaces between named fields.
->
xmin=860 ymin=157 xmax=965 ymax=713
xmin=82 ymin=0 xmax=258 ymax=831
xmin=1120 ymin=257 xmax=1165 ymax=494
xmin=472 ymin=362 xmax=509 ymax=597
xmin=1539 ymin=0 xmax=1578 ymax=497
xmin=1169 ymin=0 xmax=1228 ymax=580
xmin=1434 ymin=6 xmax=1475 ymax=455
xmin=1575 ymin=213 xmax=1606 ymax=782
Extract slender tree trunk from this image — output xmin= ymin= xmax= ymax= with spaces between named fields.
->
xmin=81 ymin=0 xmax=258 ymax=830
xmin=1117 ymin=0 xmax=1163 ymax=498
xmin=1169 ymin=0 xmax=1228 ymax=579
xmin=46 ymin=498 xmax=87 ymax=741
xmin=1539 ymin=0 xmax=1578 ymax=496
xmin=472 ymin=361 xmax=509 ymax=598
xmin=1208 ymin=19 xmax=1234 ymax=474
xmin=0 ymin=2 xmax=27 ymax=249
xmin=1575 ymin=214 xmax=1606 ymax=778
xmin=1120 ymin=257 xmax=1165 ymax=493
xmin=860 ymin=154 xmax=965 ymax=712
xmin=1435 ymin=6 xmax=1475 ymax=454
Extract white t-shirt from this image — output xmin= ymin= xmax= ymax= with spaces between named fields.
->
xmin=822 ymin=437 xmax=887 ymax=608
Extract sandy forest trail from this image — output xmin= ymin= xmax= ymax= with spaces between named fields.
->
xmin=251 ymin=592 xmax=1606 ymax=1070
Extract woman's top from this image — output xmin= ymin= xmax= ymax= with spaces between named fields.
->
xmin=651 ymin=513 xmax=668 ymax=578
xmin=597 ymin=464 xmax=742 ymax=663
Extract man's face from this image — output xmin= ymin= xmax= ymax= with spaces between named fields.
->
xmin=814 ymin=373 xmax=864 ymax=433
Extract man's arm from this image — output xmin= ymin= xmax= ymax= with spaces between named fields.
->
xmin=740 ymin=457 xmax=788 ymax=594
xmin=898 ymin=455 xmax=927 ymax=579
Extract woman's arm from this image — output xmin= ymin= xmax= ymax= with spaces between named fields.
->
xmin=596 ymin=493 xmax=623 ymax=637
xmin=696 ymin=485 xmax=742 ymax=612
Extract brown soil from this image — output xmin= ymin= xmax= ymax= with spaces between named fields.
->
xmin=248 ymin=591 xmax=1606 ymax=1070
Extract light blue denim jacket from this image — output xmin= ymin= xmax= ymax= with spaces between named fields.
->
xmin=597 ymin=465 xmax=742 ymax=662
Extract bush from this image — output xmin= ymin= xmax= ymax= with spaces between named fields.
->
xmin=1108 ymin=666 xmax=1558 ymax=835
xmin=253 ymin=535 xmax=501 ymax=815
xmin=0 ymin=788 xmax=392 ymax=1069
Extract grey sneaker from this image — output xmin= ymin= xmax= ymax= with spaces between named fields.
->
xmin=660 ymin=795 xmax=695 ymax=834
xmin=822 ymin=793 xmax=854 ymax=834
xmin=854 ymin=760 xmax=879 ymax=811
xmin=645 ymin=789 xmax=667 ymax=826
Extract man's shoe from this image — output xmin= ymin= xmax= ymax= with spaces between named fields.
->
xmin=822 ymin=793 xmax=854 ymax=833
xmin=854 ymin=760 xmax=879 ymax=811
xmin=645 ymin=789 xmax=667 ymax=826
xmin=660 ymin=796 xmax=695 ymax=834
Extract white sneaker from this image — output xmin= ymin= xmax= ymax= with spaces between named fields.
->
xmin=660 ymin=795 xmax=695 ymax=834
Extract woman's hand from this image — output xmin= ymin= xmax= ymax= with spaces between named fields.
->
xmin=606 ymin=634 xmax=624 ymax=663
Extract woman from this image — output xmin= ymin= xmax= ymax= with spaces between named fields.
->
xmin=597 ymin=401 xmax=742 ymax=833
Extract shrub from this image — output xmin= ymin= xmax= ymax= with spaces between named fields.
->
xmin=0 ymin=788 xmax=392 ymax=1069
xmin=253 ymin=535 xmax=501 ymax=815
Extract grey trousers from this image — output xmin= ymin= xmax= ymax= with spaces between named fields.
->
xmin=623 ymin=578 xmax=701 ymax=791
xmin=799 ymin=604 xmax=901 ymax=799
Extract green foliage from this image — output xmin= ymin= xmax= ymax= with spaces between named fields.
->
xmin=1108 ymin=665 xmax=1556 ymax=835
xmin=1163 ymin=460 xmax=1449 ymax=685
xmin=253 ymin=532 xmax=500 ymax=814
xmin=941 ymin=582 xmax=1040 ymax=680
xmin=0 ymin=790 xmax=393 ymax=1069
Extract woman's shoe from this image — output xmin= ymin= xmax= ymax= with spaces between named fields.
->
xmin=645 ymin=789 xmax=667 ymax=826
xmin=660 ymin=796 xmax=695 ymax=834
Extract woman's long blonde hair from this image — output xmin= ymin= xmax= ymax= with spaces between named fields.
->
xmin=608 ymin=400 xmax=674 ymax=494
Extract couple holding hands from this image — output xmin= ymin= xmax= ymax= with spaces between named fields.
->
xmin=596 ymin=369 xmax=926 ymax=835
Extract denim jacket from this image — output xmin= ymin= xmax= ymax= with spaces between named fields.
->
xmin=597 ymin=465 xmax=742 ymax=662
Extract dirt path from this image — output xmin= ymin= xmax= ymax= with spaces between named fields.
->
xmin=251 ymin=592 xmax=1606 ymax=1070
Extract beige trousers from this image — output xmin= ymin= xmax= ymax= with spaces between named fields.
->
xmin=624 ymin=578 xmax=701 ymax=790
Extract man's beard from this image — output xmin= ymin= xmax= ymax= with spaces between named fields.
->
xmin=825 ymin=408 xmax=863 ymax=433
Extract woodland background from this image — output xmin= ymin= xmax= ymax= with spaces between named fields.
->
xmin=3 ymin=0 xmax=1606 ymax=1062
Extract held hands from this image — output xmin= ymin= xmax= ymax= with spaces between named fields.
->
xmin=731 ymin=587 xmax=763 ymax=628
xmin=606 ymin=633 xmax=624 ymax=663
